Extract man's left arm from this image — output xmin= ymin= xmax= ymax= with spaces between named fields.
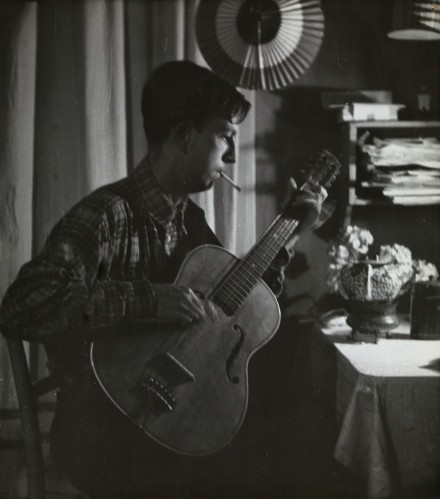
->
xmin=262 ymin=181 xmax=328 ymax=297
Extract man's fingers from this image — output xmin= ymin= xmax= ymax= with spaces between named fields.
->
xmin=177 ymin=287 xmax=205 ymax=322
xmin=308 ymin=185 xmax=328 ymax=202
xmin=176 ymin=301 xmax=203 ymax=322
xmin=291 ymin=187 xmax=327 ymax=207
xmin=170 ymin=309 xmax=194 ymax=326
xmin=186 ymin=288 xmax=206 ymax=318
xmin=205 ymin=300 xmax=219 ymax=324
xmin=154 ymin=284 xmax=207 ymax=325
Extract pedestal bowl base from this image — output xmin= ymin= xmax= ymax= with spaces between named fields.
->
xmin=346 ymin=300 xmax=399 ymax=344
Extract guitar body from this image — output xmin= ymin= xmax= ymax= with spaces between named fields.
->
xmin=91 ymin=150 xmax=340 ymax=457
xmin=91 ymin=245 xmax=281 ymax=456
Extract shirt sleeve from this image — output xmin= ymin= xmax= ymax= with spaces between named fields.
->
xmin=0 ymin=203 xmax=157 ymax=343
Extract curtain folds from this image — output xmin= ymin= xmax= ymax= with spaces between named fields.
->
xmin=0 ymin=6 xmax=38 ymax=495
xmin=32 ymin=0 xmax=130 ymax=252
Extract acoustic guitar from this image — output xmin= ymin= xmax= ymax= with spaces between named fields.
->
xmin=91 ymin=150 xmax=340 ymax=456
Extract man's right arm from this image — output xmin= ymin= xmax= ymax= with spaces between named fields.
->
xmin=0 ymin=204 xmax=159 ymax=343
xmin=0 ymin=203 xmax=206 ymax=343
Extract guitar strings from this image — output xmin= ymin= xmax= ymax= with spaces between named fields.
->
xmin=217 ymin=216 xmax=300 ymax=311
xmin=167 ymin=158 xmax=338 ymax=361
xmin=168 ymin=217 xmax=300 ymax=359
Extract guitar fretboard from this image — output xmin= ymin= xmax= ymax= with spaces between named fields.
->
xmin=211 ymin=149 xmax=340 ymax=317
xmin=213 ymin=214 xmax=299 ymax=315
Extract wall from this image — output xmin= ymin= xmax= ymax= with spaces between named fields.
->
xmin=254 ymin=0 xmax=440 ymax=315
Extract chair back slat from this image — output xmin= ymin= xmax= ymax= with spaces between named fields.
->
xmin=7 ymin=338 xmax=46 ymax=499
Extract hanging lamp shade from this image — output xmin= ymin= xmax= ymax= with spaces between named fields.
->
xmin=195 ymin=0 xmax=325 ymax=91
xmin=388 ymin=0 xmax=440 ymax=41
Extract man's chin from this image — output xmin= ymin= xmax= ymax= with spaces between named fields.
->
xmin=190 ymin=180 xmax=214 ymax=194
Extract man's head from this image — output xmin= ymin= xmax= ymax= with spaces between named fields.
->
xmin=142 ymin=61 xmax=251 ymax=195
xmin=142 ymin=60 xmax=250 ymax=146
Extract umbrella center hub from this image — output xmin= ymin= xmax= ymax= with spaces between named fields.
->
xmin=237 ymin=0 xmax=281 ymax=46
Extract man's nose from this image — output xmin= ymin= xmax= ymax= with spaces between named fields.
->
xmin=223 ymin=140 xmax=236 ymax=164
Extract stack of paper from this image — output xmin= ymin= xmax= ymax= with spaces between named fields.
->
xmin=362 ymin=137 xmax=440 ymax=168
xmin=360 ymin=137 xmax=440 ymax=205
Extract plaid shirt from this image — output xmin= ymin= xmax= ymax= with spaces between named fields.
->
xmin=0 ymin=158 xmax=286 ymax=392
xmin=0 ymin=157 xmax=219 ymax=346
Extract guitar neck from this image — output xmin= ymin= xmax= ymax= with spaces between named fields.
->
xmin=212 ymin=150 xmax=340 ymax=316
xmin=239 ymin=175 xmax=317 ymax=279
xmin=243 ymin=211 xmax=300 ymax=277
xmin=213 ymin=208 xmax=301 ymax=316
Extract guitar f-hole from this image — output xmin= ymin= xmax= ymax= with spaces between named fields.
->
xmin=226 ymin=324 xmax=244 ymax=384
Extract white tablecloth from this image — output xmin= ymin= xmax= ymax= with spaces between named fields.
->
xmin=316 ymin=319 xmax=440 ymax=498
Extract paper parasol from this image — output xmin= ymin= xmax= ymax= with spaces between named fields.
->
xmin=196 ymin=0 xmax=325 ymax=90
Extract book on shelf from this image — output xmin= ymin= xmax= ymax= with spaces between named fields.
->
xmin=364 ymin=169 xmax=440 ymax=193
xmin=369 ymin=160 xmax=440 ymax=169
xmin=362 ymin=181 xmax=440 ymax=190
xmin=391 ymin=173 xmax=440 ymax=183
xmin=383 ymin=187 xmax=440 ymax=197
xmin=407 ymin=169 xmax=440 ymax=176
xmin=373 ymin=168 xmax=440 ymax=178
xmin=391 ymin=195 xmax=440 ymax=206
xmin=321 ymin=90 xmax=392 ymax=109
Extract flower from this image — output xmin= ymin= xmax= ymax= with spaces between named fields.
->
xmin=326 ymin=229 xmax=439 ymax=300
xmin=413 ymin=259 xmax=439 ymax=283
xmin=378 ymin=244 xmax=412 ymax=266
xmin=378 ymin=244 xmax=413 ymax=286
xmin=326 ymin=225 xmax=374 ymax=294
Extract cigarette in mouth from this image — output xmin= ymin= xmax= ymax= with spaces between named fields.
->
xmin=220 ymin=172 xmax=241 ymax=192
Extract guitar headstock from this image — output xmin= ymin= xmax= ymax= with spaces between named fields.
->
xmin=303 ymin=149 xmax=341 ymax=191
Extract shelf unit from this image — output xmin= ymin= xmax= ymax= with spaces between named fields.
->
xmin=340 ymin=120 xmax=440 ymax=225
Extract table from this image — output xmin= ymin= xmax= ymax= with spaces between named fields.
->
xmin=311 ymin=318 xmax=440 ymax=498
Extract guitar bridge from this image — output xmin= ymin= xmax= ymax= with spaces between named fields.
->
xmin=140 ymin=352 xmax=195 ymax=412
xmin=142 ymin=376 xmax=176 ymax=411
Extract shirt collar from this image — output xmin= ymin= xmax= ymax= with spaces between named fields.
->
xmin=130 ymin=157 xmax=187 ymax=225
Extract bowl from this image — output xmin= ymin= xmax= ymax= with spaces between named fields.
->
xmin=340 ymin=260 xmax=411 ymax=303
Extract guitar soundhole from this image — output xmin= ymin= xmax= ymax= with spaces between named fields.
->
xmin=226 ymin=324 xmax=244 ymax=384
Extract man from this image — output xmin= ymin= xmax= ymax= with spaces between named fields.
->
xmin=1 ymin=61 xmax=325 ymax=497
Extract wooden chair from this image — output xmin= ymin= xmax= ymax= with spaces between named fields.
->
xmin=5 ymin=338 xmax=59 ymax=499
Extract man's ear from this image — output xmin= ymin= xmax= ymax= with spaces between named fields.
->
xmin=173 ymin=122 xmax=193 ymax=153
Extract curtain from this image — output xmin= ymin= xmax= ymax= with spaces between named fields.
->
xmin=0 ymin=0 xmax=257 ymax=494
xmin=0 ymin=6 xmax=38 ymax=495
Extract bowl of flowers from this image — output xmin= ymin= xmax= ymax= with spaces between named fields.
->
xmin=326 ymin=225 xmax=438 ymax=341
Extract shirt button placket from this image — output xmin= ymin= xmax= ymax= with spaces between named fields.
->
xmin=165 ymin=231 xmax=171 ymax=256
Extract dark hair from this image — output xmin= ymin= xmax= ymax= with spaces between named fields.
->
xmin=141 ymin=60 xmax=251 ymax=145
